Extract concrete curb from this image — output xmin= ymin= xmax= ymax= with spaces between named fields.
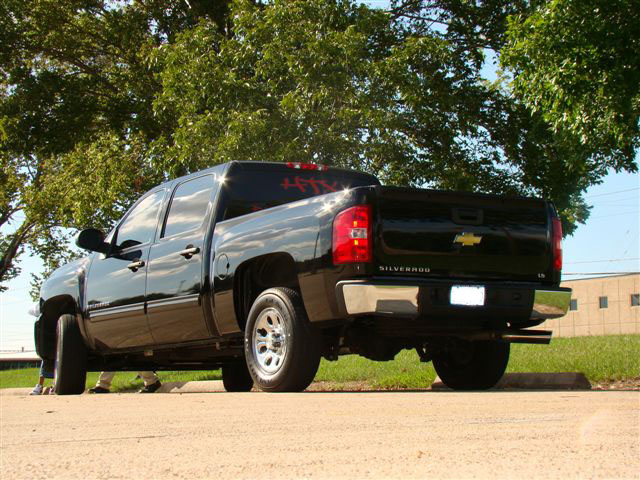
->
xmin=0 ymin=381 xmax=227 ymax=396
xmin=430 ymin=372 xmax=592 ymax=391
xmin=1 ymin=373 xmax=593 ymax=396
xmin=157 ymin=380 xmax=226 ymax=394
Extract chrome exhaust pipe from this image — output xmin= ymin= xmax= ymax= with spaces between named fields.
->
xmin=463 ymin=329 xmax=553 ymax=344
xmin=499 ymin=329 xmax=552 ymax=344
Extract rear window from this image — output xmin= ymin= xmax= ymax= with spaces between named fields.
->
xmin=221 ymin=165 xmax=379 ymax=220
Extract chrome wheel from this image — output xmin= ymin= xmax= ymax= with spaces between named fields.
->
xmin=244 ymin=288 xmax=321 ymax=392
xmin=253 ymin=307 xmax=288 ymax=375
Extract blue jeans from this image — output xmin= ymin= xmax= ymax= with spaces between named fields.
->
xmin=39 ymin=359 xmax=54 ymax=379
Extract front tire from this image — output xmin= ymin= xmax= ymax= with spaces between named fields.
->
xmin=53 ymin=314 xmax=87 ymax=395
xmin=244 ymin=287 xmax=321 ymax=392
xmin=432 ymin=339 xmax=510 ymax=390
xmin=222 ymin=362 xmax=254 ymax=392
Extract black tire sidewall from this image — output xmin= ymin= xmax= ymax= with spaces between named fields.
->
xmin=433 ymin=340 xmax=510 ymax=390
xmin=244 ymin=288 xmax=319 ymax=392
xmin=221 ymin=363 xmax=254 ymax=392
xmin=53 ymin=314 xmax=87 ymax=395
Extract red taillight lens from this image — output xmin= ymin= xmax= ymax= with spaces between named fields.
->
xmin=552 ymin=216 xmax=563 ymax=271
xmin=333 ymin=205 xmax=372 ymax=264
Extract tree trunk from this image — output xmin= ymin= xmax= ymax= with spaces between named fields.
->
xmin=0 ymin=221 xmax=35 ymax=288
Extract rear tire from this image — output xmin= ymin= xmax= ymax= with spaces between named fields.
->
xmin=432 ymin=339 xmax=510 ymax=390
xmin=53 ymin=314 xmax=87 ymax=395
xmin=222 ymin=362 xmax=254 ymax=392
xmin=244 ymin=287 xmax=321 ymax=392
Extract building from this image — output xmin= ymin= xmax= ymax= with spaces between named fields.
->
xmin=0 ymin=351 xmax=40 ymax=370
xmin=540 ymin=273 xmax=639 ymax=337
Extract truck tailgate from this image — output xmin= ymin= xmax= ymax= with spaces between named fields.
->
xmin=374 ymin=186 xmax=552 ymax=282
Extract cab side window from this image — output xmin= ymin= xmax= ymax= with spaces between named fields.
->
xmin=162 ymin=175 xmax=214 ymax=238
xmin=116 ymin=190 xmax=165 ymax=248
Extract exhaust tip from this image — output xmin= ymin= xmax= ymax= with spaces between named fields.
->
xmin=500 ymin=329 xmax=552 ymax=344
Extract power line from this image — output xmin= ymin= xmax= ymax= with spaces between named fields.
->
xmin=590 ymin=196 xmax=639 ymax=204
xmin=563 ymin=272 xmax=639 ymax=275
xmin=589 ymin=211 xmax=639 ymax=219
xmin=565 ymin=258 xmax=639 ymax=264
xmin=586 ymin=187 xmax=640 ymax=198
xmin=589 ymin=203 xmax=638 ymax=207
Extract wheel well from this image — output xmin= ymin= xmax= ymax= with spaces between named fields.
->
xmin=37 ymin=295 xmax=78 ymax=360
xmin=233 ymin=253 xmax=300 ymax=331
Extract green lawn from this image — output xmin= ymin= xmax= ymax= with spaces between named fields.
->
xmin=0 ymin=369 xmax=222 ymax=392
xmin=315 ymin=334 xmax=640 ymax=389
xmin=1 ymin=335 xmax=638 ymax=391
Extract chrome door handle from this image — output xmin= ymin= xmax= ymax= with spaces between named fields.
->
xmin=179 ymin=246 xmax=200 ymax=259
xmin=127 ymin=260 xmax=145 ymax=272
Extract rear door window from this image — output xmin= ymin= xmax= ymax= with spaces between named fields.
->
xmin=163 ymin=175 xmax=215 ymax=238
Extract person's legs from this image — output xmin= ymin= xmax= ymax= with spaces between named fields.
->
xmin=30 ymin=375 xmax=44 ymax=395
xmin=93 ymin=371 xmax=116 ymax=390
xmin=41 ymin=358 xmax=54 ymax=380
xmin=138 ymin=371 xmax=159 ymax=386
xmin=138 ymin=371 xmax=161 ymax=393
xmin=31 ymin=360 xmax=52 ymax=395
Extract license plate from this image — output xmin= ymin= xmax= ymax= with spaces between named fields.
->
xmin=450 ymin=285 xmax=485 ymax=306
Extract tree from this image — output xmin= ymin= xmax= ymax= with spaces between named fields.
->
xmin=0 ymin=0 xmax=236 ymax=293
xmin=500 ymin=0 xmax=640 ymax=165
xmin=155 ymin=0 xmax=597 ymax=229
xmin=2 ymin=0 xmax=636 ymax=294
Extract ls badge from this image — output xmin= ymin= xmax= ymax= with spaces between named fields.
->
xmin=454 ymin=232 xmax=482 ymax=247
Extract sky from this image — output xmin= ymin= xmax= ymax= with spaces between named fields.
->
xmin=1 ymin=0 xmax=638 ymax=351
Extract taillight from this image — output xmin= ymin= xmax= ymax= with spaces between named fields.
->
xmin=333 ymin=205 xmax=372 ymax=264
xmin=552 ymin=216 xmax=563 ymax=271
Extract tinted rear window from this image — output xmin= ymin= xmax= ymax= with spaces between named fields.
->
xmin=163 ymin=175 xmax=214 ymax=238
xmin=221 ymin=165 xmax=378 ymax=220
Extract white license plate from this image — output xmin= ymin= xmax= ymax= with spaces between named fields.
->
xmin=450 ymin=285 xmax=485 ymax=306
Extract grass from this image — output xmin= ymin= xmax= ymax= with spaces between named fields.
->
xmin=317 ymin=334 xmax=640 ymax=389
xmin=505 ymin=334 xmax=639 ymax=382
xmin=0 ymin=369 xmax=221 ymax=391
xmin=1 ymin=335 xmax=638 ymax=391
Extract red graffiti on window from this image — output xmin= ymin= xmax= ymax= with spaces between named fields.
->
xmin=281 ymin=176 xmax=338 ymax=194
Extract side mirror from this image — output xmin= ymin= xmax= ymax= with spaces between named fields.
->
xmin=75 ymin=228 xmax=109 ymax=254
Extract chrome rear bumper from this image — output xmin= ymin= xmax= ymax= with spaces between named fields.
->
xmin=530 ymin=289 xmax=572 ymax=320
xmin=337 ymin=282 xmax=571 ymax=321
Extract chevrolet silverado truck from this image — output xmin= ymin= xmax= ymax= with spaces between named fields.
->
xmin=35 ymin=161 xmax=571 ymax=394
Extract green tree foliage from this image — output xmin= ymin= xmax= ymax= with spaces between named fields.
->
xmin=501 ymin=0 xmax=640 ymax=164
xmin=1 ymin=0 xmax=636 ymax=293
xmin=0 ymin=0 xmax=234 ymax=293
xmin=155 ymin=0 xmax=596 ymax=226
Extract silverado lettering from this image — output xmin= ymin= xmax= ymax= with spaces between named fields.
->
xmin=379 ymin=266 xmax=431 ymax=273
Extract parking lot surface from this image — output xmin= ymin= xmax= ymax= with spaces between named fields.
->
xmin=1 ymin=391 xmax=639 ymax=479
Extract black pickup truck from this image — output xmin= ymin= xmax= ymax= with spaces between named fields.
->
xmin=35 ymin=161 xmax=571 ymax=394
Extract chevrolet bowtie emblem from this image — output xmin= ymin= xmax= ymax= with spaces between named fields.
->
xmin=454 ymin=232 xmax=482 ymax=246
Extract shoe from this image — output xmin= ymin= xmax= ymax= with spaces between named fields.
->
xmin=88 ymin=386 xmax=110 ymax=394
xmin=30 ymin=384 xmax=43 ymax=395
xmin=138 ymin=381 xmax=161 ymax=393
